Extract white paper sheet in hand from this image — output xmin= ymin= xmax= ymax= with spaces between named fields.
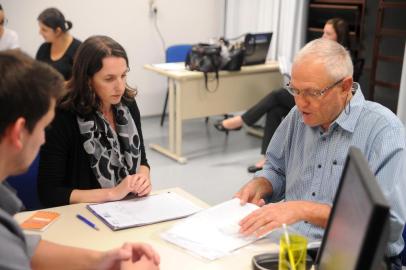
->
xmin=161 ymin=198 xmax=260 ymax=260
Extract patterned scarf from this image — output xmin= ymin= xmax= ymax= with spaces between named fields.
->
xmin=77 ymin=103 xmax=141 ymax=188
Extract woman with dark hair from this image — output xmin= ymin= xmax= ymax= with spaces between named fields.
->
xmin=323 ymin=18 xmax=350 ymax=49
xmin=215 ymin=18 xmax=354 ymax=173
xmin=36 ymin=7 xmax=81 ymax=80
xmin=38 ymin=35 xmax=152 ymax=207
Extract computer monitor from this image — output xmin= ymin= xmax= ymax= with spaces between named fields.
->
xmin=316 ymin=147 xmax=390 ymax=270
xmin=243 ymin=32 xmax=272 ymax=65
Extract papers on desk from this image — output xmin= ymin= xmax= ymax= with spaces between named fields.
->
xmin=87 ymin=192 xmax=203 ymax=231
xmin=152 ymin=62 xmax=187 ymax=71
xmin=161 ymin=198 xmax=261 ymax=260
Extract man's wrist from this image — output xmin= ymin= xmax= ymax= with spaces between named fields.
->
xmin=295 ymin=201 xmax=331 ymax=227
xmin=89 ymin=251 xmax=104 ymax=270
xmin=253 ymin=177 xmax=273 ymax=198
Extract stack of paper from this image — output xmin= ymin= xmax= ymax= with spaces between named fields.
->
xmin=162 ymin=198 xmax=261 ymax=260
xmin=87 ymin=192 xmax=203 ymax=230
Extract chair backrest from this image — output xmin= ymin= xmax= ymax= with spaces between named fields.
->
xmin=5 ymin=154 xmax=42 ymax=210
xmin=166 ymin=44 xmax=192 ymax=63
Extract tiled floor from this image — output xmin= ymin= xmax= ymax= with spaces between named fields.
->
xmin=142 ymin=115 xmax=263 ymax=206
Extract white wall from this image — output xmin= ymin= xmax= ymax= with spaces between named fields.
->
xmin=2 ymin=0 xmax=225 ymax=116
xmin=224 ymin=0 xmax=307 ymax=64
xmin=225 ymin=0 xmax=279 ymax=60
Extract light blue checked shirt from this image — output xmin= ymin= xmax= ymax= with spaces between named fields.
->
xmin=256 ymin=84 xmax=406 ymax=256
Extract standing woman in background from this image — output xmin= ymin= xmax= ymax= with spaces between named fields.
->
xmin=36 ymin=7 xmax=81 ymax=80
xmin=38 ymin=35 xmax=152 ymax=207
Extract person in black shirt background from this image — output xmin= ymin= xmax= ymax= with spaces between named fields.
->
xmin=36 ymin=7 xmax=81 ymax=80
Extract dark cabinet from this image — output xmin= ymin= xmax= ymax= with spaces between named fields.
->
xmin=369 ymin=0 xmax=406 ymax=102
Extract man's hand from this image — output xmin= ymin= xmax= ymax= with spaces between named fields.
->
xmin=234 ymin=177 xmax=273 ymax=206
xmin=239 ymin=201 xmax=302 ymax=237
xmin=121 ymin=255 xmax=159 ymax=270
xmin=31 ymin=241 xmax=160 ymax=270
xmin=98 ymin=242 xmax=160 ymax=270
xmin=239 ymin=201 xmax=331 ymax=237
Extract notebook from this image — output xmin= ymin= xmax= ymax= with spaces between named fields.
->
xmin=20 ymin=211 xmax=60 ymax=231
xmin=87 ymin=192 xmax=203 ymax=231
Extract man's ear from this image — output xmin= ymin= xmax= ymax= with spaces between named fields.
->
xmin=6 ymin=117 xmax=26 ymax=150
xmin=342 ymin=76 xmax=353 ymax=94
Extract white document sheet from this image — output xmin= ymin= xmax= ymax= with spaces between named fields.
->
xmin=87 ymin=192 xmax=203 ymax=230
xmin=161 ymin=198 xmax=261 ymax=260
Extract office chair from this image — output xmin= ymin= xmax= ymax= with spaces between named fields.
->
xmin=160 ymin=44 xmax=192 ymax=126
xmin=5 ymin=154 xmax=43 ymax=210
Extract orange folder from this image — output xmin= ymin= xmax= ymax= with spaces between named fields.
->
xmin=20 ymin=211 xmax=60 ymax=231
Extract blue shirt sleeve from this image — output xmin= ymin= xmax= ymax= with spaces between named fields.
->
xmin=368 ymin=123 xmax=406 ymax=256
xmin=254 ymin=109 xmax=296 ymax=202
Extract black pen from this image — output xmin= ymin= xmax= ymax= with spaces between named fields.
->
xmin=76 ymin=214 xmax=99 ymax=231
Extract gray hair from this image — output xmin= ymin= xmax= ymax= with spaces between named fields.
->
xmin=293 ymin=38 xmax=353 ymax=81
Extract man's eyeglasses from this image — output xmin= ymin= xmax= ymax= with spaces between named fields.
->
xmin=285 ymin=78 xmax=344 ymax=98
xmin=0 ymin=18 xmax=7 ymax=26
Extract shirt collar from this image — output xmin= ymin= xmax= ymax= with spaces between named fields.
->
xmin=333 ymin=83 xmax=364 ymax=133
xmin=0 ymin=182 xmax=24 ymax=215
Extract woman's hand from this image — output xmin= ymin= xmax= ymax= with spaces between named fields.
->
xmin=109 ymin=173 xmax=152 ymax=201
xmin=129 ymin=173 xmax=152 ymax=196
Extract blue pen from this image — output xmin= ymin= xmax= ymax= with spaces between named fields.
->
xmin=76 ymin=214 xmax=99 ymax=231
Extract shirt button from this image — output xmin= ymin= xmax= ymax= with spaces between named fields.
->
xmin=304 ymin=221 xmax=308 ymax=224
xmin=312 ymin=192 xmax=316 ymax=196
xmin=333 ymin=160 xmax=337 ymax=165
xmin=317 ymin=164 xmax=322 ymax=168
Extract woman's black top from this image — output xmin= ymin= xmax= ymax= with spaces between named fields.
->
xmin=37 ymin=99 xmax=150 ymax=207
xmin=35 ymin=38 xmax=81 ymax=80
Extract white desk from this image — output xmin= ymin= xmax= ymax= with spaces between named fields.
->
xmin=144 ymin=62 xmax=283 ymax=163
xmin=15 ymin=188 xmax=279 ymax=270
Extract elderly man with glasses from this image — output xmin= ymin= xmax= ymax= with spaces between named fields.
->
xmin=0 ymin=4 xmax=19 ymax=51
xmin=235 ymin=38 xmax=406 ymax=269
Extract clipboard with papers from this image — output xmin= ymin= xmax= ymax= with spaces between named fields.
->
xmin=87 ymin=191 xmax=203 ymax=231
